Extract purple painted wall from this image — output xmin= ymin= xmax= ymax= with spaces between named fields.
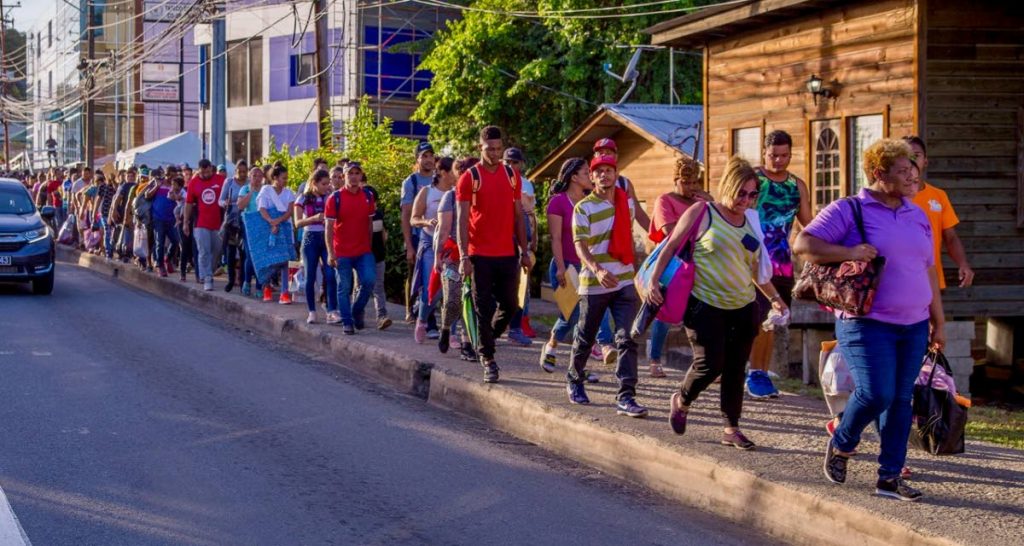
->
xmin=269 ymin=122 xmax=319 ymax=153
xmin=141 ymin=19 xmax=201 ymax=144
xmin=268 ymin=30 xmax=344 ymax=103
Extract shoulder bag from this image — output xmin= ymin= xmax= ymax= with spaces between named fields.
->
xmin=792 ymin=197 xmax=886 ymax=316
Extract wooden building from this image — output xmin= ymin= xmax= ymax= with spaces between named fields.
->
xmin=529 ymin=103 xmax=704 ymax=227
xmin=647 ymin=0 xmax=1024 ymax=327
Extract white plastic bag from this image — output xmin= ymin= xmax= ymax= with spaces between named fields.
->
xmin=288 ymin=267 xmax=305 ymax=294
xmin=820 ymin=342 xmax=855 ymax=396
xmin=133 ymin=225 xmax=149 ymax=259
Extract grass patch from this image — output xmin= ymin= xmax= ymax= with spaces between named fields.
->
xmin=774 ymin=376 xmax=825 ymax=401
xmin=967 ymin=405 xmax=1024 ymax=450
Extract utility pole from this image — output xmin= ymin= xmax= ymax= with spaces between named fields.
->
xmin=210 ymin=10 xmax=225 ymax=166
xmin=84 ymin=1 xmax=96 ymax=167
xmin=0 ymin=0 xmax=11 ymax=170
xmin=313 ymin=0 xmax=330 ymax=148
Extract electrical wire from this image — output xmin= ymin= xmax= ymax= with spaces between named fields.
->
xmin=410 ymin=0 xmax=750 ymax=20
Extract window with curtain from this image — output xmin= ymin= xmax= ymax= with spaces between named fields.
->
xmin=812 ymin=120 xmax=842 ymax=212
xmin=732 ymin=126 xmax=762 ymax=164
xmin=848 ymin=114 xmax=884 ymax=193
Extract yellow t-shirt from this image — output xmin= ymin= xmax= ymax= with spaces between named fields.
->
xmin=911 ymin=181 xmax=959 ymax=289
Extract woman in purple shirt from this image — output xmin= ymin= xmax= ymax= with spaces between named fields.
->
xmin=795 ymin=138 xmax=945 ymax=502
xmin=538 ymin=158 xmax=609 ymax=381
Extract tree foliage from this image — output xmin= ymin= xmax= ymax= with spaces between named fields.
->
xmin=413 ymin=0 xmax=707 ymax=158
xmin=263 ymin=97 xmax=417 ymax=300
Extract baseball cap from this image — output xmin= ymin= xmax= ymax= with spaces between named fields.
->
xmin=593 ymin=138 xmax=617 ymax=153
xmin=216 ymin=164 xmax=226 ymax=172
xmin=415 ymin=141 xmax=434 ymax=157
xmin=344 ymin=161 xmax=363 ymax=173
xmin=590 ymin=154 xmax=617 ymax=171
xmin=503 ymin=147 xmax=525 ymax=162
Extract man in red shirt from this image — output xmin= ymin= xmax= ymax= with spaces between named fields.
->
xmin=183 ymin=159 xmax=225 ymax=291
xmin=456 ymin=125 xmax=532 ymax=383
xmin=326 ymin=161 xmax=377 ymax=335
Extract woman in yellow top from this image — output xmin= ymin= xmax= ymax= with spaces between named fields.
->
xmin=645 ymin=156 xmax=788 ymax=450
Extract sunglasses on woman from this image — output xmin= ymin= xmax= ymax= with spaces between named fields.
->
xmin=736 ymin=189 xmax=760 ymax=200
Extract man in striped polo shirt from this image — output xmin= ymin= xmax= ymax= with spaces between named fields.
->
xmin=567 ymin=154 xmax=647 ymax=417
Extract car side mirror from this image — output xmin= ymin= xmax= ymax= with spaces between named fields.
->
xmin=40 ymin=206 xmax=56 ymax=219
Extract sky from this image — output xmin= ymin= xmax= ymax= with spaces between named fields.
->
xmin=9 ymin=2 xmax=51 ymax=33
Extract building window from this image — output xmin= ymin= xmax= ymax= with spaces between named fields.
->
xmin=848 ymin=114 xmax=885 ymax=193
xmin=290 ymin=53 xmax=315 ymax=86
xmin=47 ymin=21 xmax=52 ymax=48
xmin=228 ymin=38 xmax=263 ymax=107
xmin=230 ymin=129 xmax=263 ymax=166
xmin=732 ymin=126 xmax=762 ymax=164
xmin=811 ymin=119 xmax=842 ymax=212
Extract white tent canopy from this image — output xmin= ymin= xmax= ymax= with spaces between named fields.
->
xmin=115 ymin=131 xmax=202 ymax=170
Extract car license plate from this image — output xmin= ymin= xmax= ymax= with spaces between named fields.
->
xmin=0 ymin=256 xmax=10 ymax=266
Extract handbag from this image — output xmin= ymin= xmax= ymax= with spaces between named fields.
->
xmin=631 ymin=203 xmax=707 ymax=337
xmin=909 ymin=351 xmax=967 ymax=455
xmin=792 ymin=197 xmax=885 ymax=316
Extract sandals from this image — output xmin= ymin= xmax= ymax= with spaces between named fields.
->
xmin=649 ymin=362 xmax=667 ymax=378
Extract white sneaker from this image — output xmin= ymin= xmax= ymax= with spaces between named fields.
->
xmin=326 ymin=311 xmax=342 ymax=324
xmin=203 ymin=280 xmax=213 ymax=291
xmin=307 ymin=312 xmax=317 ymax=324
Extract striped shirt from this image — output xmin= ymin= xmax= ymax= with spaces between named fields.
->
xmin=572 ymin=192 xmax=635 ymax=295
xmin=692 ymin=205 xmax=758 ymax=309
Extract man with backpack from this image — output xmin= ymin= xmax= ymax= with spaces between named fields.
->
xmin=110 ymin=167 xmax=138 ymax=262
xmin=326 ymin=161 xmax=377 ymax=335
xmin=131 ymin=166 xmax=156 ymax=271
xmin=456 ymin=126 xmax=533 ymax=383
xmin=400 ymin=142 xmax=439 ymax=334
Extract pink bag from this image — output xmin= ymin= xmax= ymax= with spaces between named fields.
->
xmin=655 ymin=203 xmax=707 ymax=324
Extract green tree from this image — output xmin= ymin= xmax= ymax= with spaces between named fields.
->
xmin=263 ymin=97 xmax=417 ymax=300
xmin=413 ymin=0 xmax=706 ymax=157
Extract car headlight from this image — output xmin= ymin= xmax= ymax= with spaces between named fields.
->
xmin=23 ymin=229 xmax=48 ymax=243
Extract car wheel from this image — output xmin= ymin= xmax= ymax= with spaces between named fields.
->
xmin=32 ymin=268 xmax=55 ymax=295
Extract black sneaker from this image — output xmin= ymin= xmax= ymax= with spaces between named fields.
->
xmin=721 ymin=430 xmax=756 ymax=450
xmin=353 ymin=316 xmax=365 ymax=331
xmin=824 ymin=438 xmax=849 ymax=484
xmin=459 ymin=342 xmax=477 ymax=362
xmin=567 ymin=382 xmax=590 ymax=405
xmin=482 ymin=360 xmax=500 ymax=383
xmin=876 ymin=477 xmax=922 ymax=502
xmin=342 ymin=324 xmax=356 ymax=335
xmin=438 ymin=330 xmax=451 ymax=354
xmin=616 ymin=398 xmax=648 ymax=418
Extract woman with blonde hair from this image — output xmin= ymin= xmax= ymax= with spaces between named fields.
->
xmin=795 ymin=138 xmax=943 ymax=501
xmin=645 ymin=156 xmax=787 ymax=450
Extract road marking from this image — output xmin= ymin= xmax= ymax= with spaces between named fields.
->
xmin=0 ymin=484 xmax=31 ymax=546
xmin=30 ymin=351 xmax=51 ymax=357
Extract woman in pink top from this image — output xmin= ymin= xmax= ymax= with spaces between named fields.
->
xmin=646 ymin=157 xmax=709 ymax=378
xmin=538 ymin=158 xmax=608 ymax=380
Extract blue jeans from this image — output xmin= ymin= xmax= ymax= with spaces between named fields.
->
xmin=153 ymin=218 xmax=179 ymax=267
xmin=548 ymin=260 xmax=612 ymax=344
xmin=834 ymin=318 xmax=929 ymax=480
xmin=302 ymin=231 xmax=337 ymax=313
xmin=100 ymin=217 xmax=114 ymax=258
xmin=335 ymin=253 xmax=376 ymax=327
xmin=568 ymin=288 xmax=639 ymax=401
xmin=417 ymin=237 xmax=436 ymax=323
xmin=647 ymin=319 xmax=670 ymax=361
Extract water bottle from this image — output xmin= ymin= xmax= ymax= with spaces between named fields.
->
xmin=630 ymin=286 xmax=665 ymax=338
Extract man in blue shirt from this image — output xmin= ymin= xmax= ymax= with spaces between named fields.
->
xmin=400 ymin=141 xmax=438 ymax=334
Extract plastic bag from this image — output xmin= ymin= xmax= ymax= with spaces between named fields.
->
xmin=820 ymin=341 xmax=855 ymax=397
xmin=761 ymin=308 xmax=791 ymax=332
xmin=288 ymin=267 xmax=305 ymax=294
xmin=57 ymin=213 xmax=77 ymax=245
xmin=133 ymin=225 xmax=149 ymax=259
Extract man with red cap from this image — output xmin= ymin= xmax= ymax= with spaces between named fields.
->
xmin=593 ymin=138 xmax=651 ymax=232
xmin=566 ymin=153 xmax=647 ymax=418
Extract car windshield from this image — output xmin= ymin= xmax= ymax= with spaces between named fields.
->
xmin=0 ymin=188 xmax=35 ymax=214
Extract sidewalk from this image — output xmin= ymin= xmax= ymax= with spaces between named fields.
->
xmin=58 ymin=248 xmax=1024 ymax=546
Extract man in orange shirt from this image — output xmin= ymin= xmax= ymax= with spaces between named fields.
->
xmin=904 ymin=136 xmax=974 ymax=289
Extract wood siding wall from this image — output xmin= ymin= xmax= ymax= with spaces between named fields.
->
xmin=704 ymin=0 xmax=917 ymax=189
xmin=615 ymin=135 xmax=684 ymax=244
xmin=924 ymin=0 xmax=1024 ymax=315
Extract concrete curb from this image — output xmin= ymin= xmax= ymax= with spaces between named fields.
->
xmin=58 ymin=248 xmax=960 ymax=546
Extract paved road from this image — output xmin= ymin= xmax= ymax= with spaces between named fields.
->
xmin=0 ymin=268 xmax=775 ymax=545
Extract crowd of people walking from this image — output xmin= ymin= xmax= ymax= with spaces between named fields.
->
xmin=20 ymin=125 xmax=972 ymax=502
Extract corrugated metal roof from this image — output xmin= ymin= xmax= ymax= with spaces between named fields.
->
xmin=602 ymin=103 xmax=704 ymax=161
